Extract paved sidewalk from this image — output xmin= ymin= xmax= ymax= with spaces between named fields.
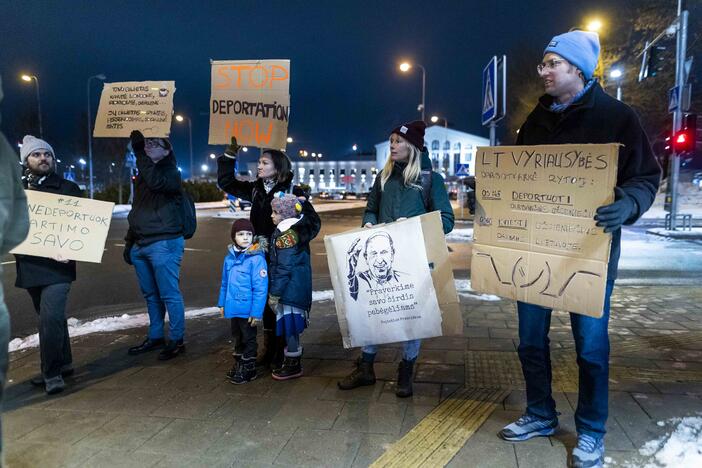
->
xmin=5 ymin=284 xmax=702 ymax=467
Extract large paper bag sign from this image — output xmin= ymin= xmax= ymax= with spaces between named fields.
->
xmin=470 ymin=144 xmax=619 ymax=317
xmin=11 ymin=191 xmax=114 ymax=263
xmin=93 ymin=81 xmax=176 ymax=138
xmin=326 ymin=212 xmax=462 ymax=348
xmin=208 ymin=59 xmax=290 ymax=150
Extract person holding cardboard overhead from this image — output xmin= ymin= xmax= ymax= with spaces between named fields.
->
xmin=124 ymin=131 xmax=188 ymax=361
xmin=15 ymin=135 xmax=83 ymax=395
xmin=337 ymin=120 xmax=454 ymax=398
xmin=217 ymin=138 xmax=320 ymax=371
xmin=495 ymin=31 xmax=660 ymax=468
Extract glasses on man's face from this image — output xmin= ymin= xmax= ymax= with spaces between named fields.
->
xmin=144 ymin=139 xmax=165 ymax=149
xmin=537 ymin=59 xmax=565 ymax=74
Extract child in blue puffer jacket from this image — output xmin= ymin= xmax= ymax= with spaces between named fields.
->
xmin=218 ymin=218 xmax=268 ymax=384
xmin=268 ymin=193 xmax=313 ymax=381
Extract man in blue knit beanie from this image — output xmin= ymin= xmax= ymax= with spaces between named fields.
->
xmin=496 ymin=30 xmax=661 ymax=468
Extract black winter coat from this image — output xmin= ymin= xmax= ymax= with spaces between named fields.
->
xmin=516 ymin=83 xmax=661 ymax=280
xmin=126 ymin=150 xmax=184 ymax=246
xmin=217 ymin=156 xmax=321 ymax=243
xmin=15 ymin=172 xmax=82 ymax=288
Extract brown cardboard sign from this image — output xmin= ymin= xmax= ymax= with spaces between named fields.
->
xmin=11 ymin=191 xmax=114 ymax=263
xmin=470 ymin=144 xmax=619 ymax=317
xmin=93 ymin=81 xmax=176 ymax=138
xmin=208 ymin=60 xmax=290 ymax=150
xmin=325 ymin=211 xmax=462 ymax=348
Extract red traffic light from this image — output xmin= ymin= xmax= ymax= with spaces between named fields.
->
xmin=672 ymin=130 xmax=694 ymax=153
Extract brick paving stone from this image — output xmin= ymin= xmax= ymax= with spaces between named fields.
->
xmin=332 ymin=401 xmax=406 ymax=435
xmin=74 ymin=415 xmax=172 ymax=452
xmin=276 ymin=428 xmax=362 ymax=467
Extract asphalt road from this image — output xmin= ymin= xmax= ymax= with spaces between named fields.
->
xmin=3 ymin=205 xmax=702 ymax=338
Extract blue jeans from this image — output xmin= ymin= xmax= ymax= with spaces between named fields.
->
xmin=517 ymin=279 xmax=614 ymax=438
xmin=131 ymin=237 xmax=185 ymax=341
xmin=363 ymin=339 xmax=421 ymax=361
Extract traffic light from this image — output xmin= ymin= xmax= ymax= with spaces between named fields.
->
xmin=672 ymin=114 xmax=697 ymax=154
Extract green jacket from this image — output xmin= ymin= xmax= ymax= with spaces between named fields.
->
xmin=0 ymin=134 xmax=28 ymax=259
xmin=362 ymin=151 xmax=454 ymax=234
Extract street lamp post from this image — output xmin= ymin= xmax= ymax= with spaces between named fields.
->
xmin=21 ymin=74 xmax=43 ymax=138
xmin=430 ymin=115 xmax=448 ymax=128
xmin=399 ymin=62 xmax=426 ymax=122
xmin=175 ymin=114 xmax=193 ymax=179
xmin=87 ymin=74 xmax=107 ymax=198
xmin=609 ymin=69 xmax=623 ymax=101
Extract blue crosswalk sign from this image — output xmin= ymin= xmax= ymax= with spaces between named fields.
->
xmin=455 ymin=164 xmax=470 ymax=177
xmin=482 ymin=57 xmax=497 ymax=125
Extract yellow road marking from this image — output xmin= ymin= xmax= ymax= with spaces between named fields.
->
xmin=371 ymin=387 xmax=508 ymax=468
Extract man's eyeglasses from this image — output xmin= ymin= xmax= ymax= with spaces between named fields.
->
xmin=537 ymin=59 xmax=565 ymax=74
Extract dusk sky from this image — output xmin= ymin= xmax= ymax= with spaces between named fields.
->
xmin=1 ymin=0 xmax=623 ymax=174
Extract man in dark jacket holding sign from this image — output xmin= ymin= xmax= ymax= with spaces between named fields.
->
xmin=495 ymin=31 xmax=660 ymax=468
xmin=124 ymin=131 xmax=188 ymax=360
xmin=15 ymin=135 xmax=82 ymax=395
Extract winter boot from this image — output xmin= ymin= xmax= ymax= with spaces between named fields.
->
xmin=270 ymin=336 xmax=286 ymax=372
xmin=272 ymin=348 xmax=303 ymax=381
xmin=395 ymin=358 xmax=416 ymax=398
xmin=227 ymin=354 xmax=242 ymax=379
xmin=337 ymin=354 xmax=376 ymax=390
xmin=158 ymin=339 xmax=185 ymax=361
xmin=230 ymin=357 xmax=258 ymax=385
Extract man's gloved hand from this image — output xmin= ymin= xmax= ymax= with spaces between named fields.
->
xmin=130 ymin=130 xmax=145 ymax=153
xmin=224 ymin=136 xmax=241 ymax=159
xmin=248 ymin=316 xmax=262 ymax=327
xmin=594 ymin=187 xmax=636 ymax=233
xmin=268 ymin=295 xmax=280 ymax=310
xmin=123 ymin=242 xmax=134 ymax=265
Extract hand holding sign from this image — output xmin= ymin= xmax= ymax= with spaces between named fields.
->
xmin=224 ymin=136 xmax=241 ymax=159
xmin=130 ymin=130 xmax=145 ymax=153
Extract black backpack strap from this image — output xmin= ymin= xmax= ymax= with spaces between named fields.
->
xmin=420 ymin=170 xmax=433 ymax=212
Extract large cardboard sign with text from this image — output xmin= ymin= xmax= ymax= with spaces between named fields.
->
xmin=325 ymin=212 xmax=462 ymax=348
xmin=471 ymin=144 xmax=618 ymax=317
xmin=208 ymin=59 xmax=290 ymax=150
xmin=93 ymin=81 xmax=176 ymax=138
xmin=11 ymin=191 xmax=114 ymax=263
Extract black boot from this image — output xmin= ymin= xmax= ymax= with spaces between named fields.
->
xmin=128 ymin=337 xmax=165 ymax=355
xmin=227 ymin=354 xmax=242 ymax=379
xmin=158 ymin=339 xmax=185 ymax=360
xmin=337 ymin=355 xmax=376 ymax=390
xmin=230 ymin=357 xmax=257 ymax=384
xmin=272 ymin=349 xmax=303 ymax=381
xmin=396 ymin=358 xmax=416 ymax=398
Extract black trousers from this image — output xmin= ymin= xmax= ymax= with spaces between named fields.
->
xmin=230 ymin=317 xmax=258 ymax=359
xmin=27 ymin=283 xmax=73 ymax=379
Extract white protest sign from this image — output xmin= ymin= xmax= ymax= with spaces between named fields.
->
xmin=11 ymin=191 xmax=114 ymax=263
xmin=325 ymin=217 xmax=443 ymax=348
xmin=470 ymin=144 xmax=619 ymax=317
xmin=208 ymin=59 xmax=290 ymax=149
xmin=93 ymin=81 xmax=176 ymax=138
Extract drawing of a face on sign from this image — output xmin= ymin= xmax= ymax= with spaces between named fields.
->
xmin=346 ymin=231 xmax=406 ymax=301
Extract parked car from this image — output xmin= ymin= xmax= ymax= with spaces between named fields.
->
xmin=317 ymin=191 xmax=332 ymax=200
xmin=358 ymin=192 xmax=370 ymax=200
xmin=692 ymin=172 xmax=702 ymax=190
xmin=342 ymin=191 xmax=358 ymax=200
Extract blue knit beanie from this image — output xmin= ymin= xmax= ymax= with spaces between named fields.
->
xmin=544 ymin=31 xmax=600 ymax=80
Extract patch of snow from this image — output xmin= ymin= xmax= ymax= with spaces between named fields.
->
xmin=445 ymin=228 xmax=473 ymax=243
xmin=454 ymin=279 xmax=502 ymax=301
xmin=638 ymin=417 xmax=702 ymax=468
xmin=312 ymin=290 xmax=335 ymax=302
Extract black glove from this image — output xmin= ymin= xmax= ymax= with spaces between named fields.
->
xmin=224 ymin=136 xmax=241 ymax=159
xmin=130 ymin=130 xmax=145 ymax=153
xmin=123 ymin=242 xmax=134 ymax=265
xmin=594 ymin=187 xmax=636 ymax=233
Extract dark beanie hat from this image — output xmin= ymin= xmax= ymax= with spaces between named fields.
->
xmin=231 ymin=218 xmax=255 ymax=241
xmin=391 ymin=120 xmax=426 ymax=150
